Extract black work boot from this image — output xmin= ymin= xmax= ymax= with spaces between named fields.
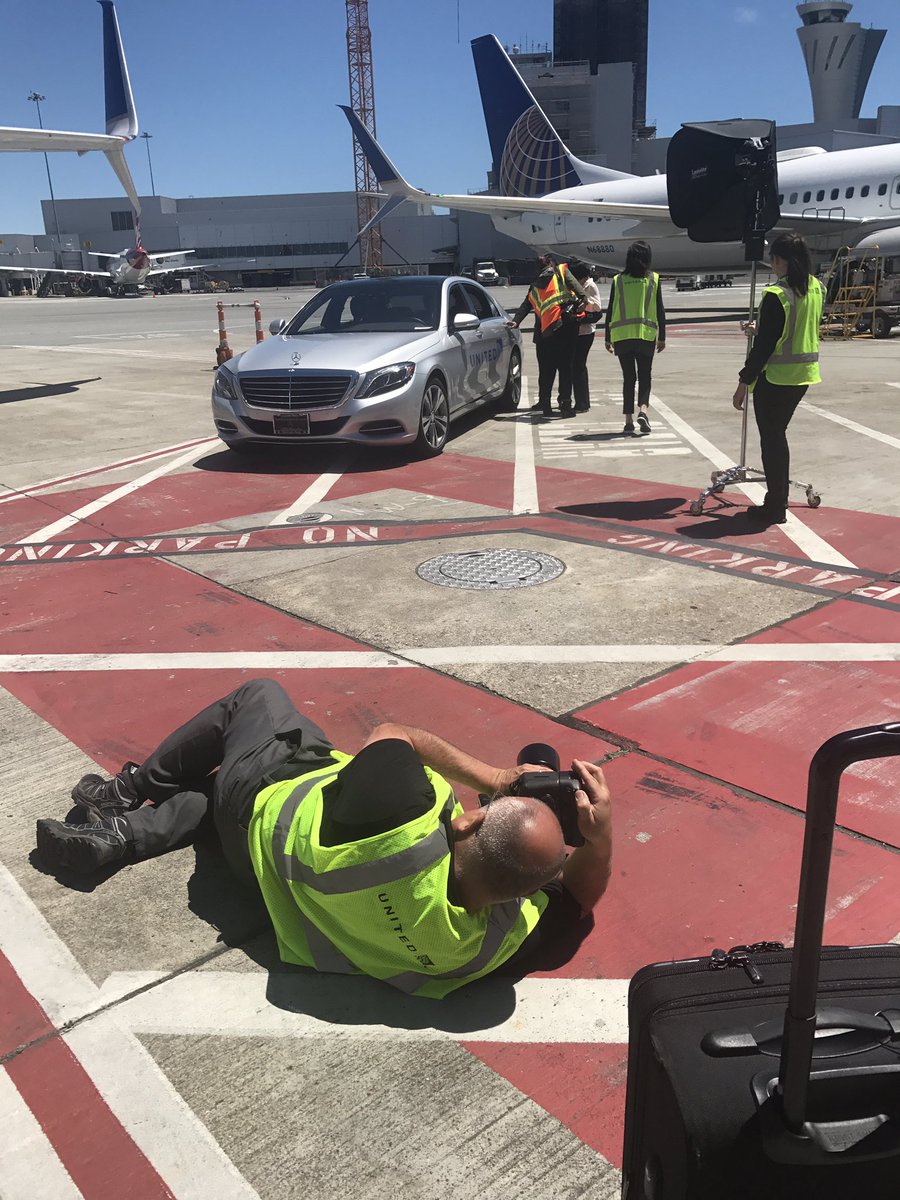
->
xmin=71 ymin=761 xmax=141 ymax=819
xmin=35 ymin=815 xmax=129 ymax=875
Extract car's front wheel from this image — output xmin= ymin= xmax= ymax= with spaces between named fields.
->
xmin=497 ymin=348 xmax=522 ymax=411
xmin=413 ymin=376 xmax=449 ymax=457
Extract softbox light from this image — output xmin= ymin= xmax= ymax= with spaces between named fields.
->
xmin=666 ymin=119 xmax=779 ymax=251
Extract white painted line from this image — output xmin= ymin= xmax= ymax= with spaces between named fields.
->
xmin=0 ymin=1070 xmax=85 ymax=1200
xmin=0 ymin=438 xmax=218 ymax=509
xmin=6 ymin=344 xmax=200 ymax=362
xmin=886 ymin=382 xmax=900 ymax=390
xmin=267 ymin=461 xmax=349 ymax=527
xmin=0 ymin=864 xmax=259 ymax=1199
xmin=513 ymin=374 xmax=539 ymax=514
xmin=97 ymin=970 xmax=630 ymax=1044
xmin=18 ymin=444 xmax=212 ymax=544
xmin=804 ymin=402 xmax=900 ymax=452
xmin=2 ymin=645 xmax=900 ymax=674
xmin=649 ymin=392 xmax=857 ymax=569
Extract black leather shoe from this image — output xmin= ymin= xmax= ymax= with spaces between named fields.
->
xmin=574 ymin=404 xmax=590 ymax=413
xmin=36 ymin=816 xmax=129 ymax=874
xmin=623 ymin=422 xmax=636 ymax=436
xmin=746 ymin=505 xmax=787 ymax=524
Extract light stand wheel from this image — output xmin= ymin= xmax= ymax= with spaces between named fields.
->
xmin=689 ymin=499 xmax=705 ymax=516
xmin=806 ymin=487 xmax=821 ymax=509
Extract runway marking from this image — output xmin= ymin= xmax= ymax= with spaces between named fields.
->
xmin=804 ymin=402 xmax=900 ymax=452
xmin=0 ymin=863 xmax=259 ymax=1199
xmin=267 ymin=460 xmax=351 ymax=527
xmin=0 ymin=437 xmax=218 ymax=509
xmin=17 ymin=444 xmax=215 ymax=544
xmin=0 ymin=1070 xmax=85 ymax=1200
xmin=886 ymin=382 xmax=900 ymax=390
xmin=95 ymin=971 xmax=631 ymax=1044
xmin=649 ymin=392 xmax=857 ymax=569
xmin=5 ymin=344 xmax=201 ymax=362
xmin=2 ymin=644 xmax=900 ymax=674
xmin=512 ymin=374 xmax=539 ymax=514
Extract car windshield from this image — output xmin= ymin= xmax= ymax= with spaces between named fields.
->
xmin=284 ymin=280 xmax=442 ymax=335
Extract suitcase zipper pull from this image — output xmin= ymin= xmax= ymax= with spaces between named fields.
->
xmin=708 ymin=942 xmax=785 ymax=985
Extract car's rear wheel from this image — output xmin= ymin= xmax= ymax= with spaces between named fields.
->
xmin=497 ymin=348 xmax=522 ymax=411
xmin=413 ymin=377 xmax=449 ymax=457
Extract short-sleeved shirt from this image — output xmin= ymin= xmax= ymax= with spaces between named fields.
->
xmin=319 ymin=739 xmax=583 ymax=965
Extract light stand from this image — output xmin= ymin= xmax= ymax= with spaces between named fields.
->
xmin=688 ymin=139 xmax=820 ymax=516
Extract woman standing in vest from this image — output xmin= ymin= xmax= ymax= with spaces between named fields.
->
xmin=568 ymin=260 xmax=603 ymax=414
xmin=605 ymin=240 xmax=666 ymax=436
xmin=732 ymin=232 xmax=823 ymax=525
xmin=509 ymin=253 xmax=587 ymax=420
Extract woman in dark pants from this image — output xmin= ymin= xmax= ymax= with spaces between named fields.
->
xmin=605 ymin=241 xmax=666 ymax=436
xmin=732 ymin=231 xmax=824 ymax=525
xmin=568 ymin=260 xmax=603 ymax=413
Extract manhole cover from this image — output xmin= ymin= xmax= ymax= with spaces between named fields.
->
xmin=416 ymin=549 xmax=565 ymax=590
xmin=285 ymin=512 xmax=332 ymax=525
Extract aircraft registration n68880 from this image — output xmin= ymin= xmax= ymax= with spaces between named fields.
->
xmin=342 ymin=35 xmax=900 ymax=274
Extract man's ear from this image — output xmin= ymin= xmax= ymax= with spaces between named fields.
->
xmin=451 ymin=807 xmax=487 ymax=840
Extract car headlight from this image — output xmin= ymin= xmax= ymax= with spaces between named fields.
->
xmin=213 ymin=365 xmax=240 ymax=402
xmin=356 ymin=361 xmax=415 ymax=399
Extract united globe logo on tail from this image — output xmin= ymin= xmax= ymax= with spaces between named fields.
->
xmin=499 ymin=106 xmax=582 ymax=198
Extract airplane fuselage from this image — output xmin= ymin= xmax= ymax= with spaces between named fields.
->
xmin=492 ymin=143 xmax=900 ymax=272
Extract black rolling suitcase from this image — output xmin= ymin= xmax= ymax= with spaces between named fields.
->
xmin=621 ymin=724 xmax=900 ymax=1199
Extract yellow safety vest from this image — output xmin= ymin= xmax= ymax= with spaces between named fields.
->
xmin=609 ymin=272 xmax=659 ymax=344
xmin=248 ymin=753 xmax=548 ymax=999
xmin=528 ymin=264 xmax=578 ymax=337
xmin=762 ymin=276 xmax=823 ymax=387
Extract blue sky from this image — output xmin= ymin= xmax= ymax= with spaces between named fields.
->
xmin=0 ymin=0 xmax=896 ymax=233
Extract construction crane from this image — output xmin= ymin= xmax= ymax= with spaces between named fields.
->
xmin=345 ymin=0 xmax=383 ymax=273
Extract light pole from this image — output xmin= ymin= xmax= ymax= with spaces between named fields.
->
xmin=27 ymin=92 xmax=61 ymax=244
xmin=140 ymin=131 xmax=156 ymax=197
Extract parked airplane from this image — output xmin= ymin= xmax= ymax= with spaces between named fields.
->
xmin=0 ymin=2 xmax=201 ymax=295
xmin=341 ymin=34 xmax=900 ymax=273
xmin=0 ymin=0 xmax=140 ymax=215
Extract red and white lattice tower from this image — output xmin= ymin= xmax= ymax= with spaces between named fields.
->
xmin=346 ymin=0 xmax=383 ymax=273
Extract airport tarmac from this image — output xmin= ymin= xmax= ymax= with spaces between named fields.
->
xmin=1 ymin=283 xmax=899 ymax=1199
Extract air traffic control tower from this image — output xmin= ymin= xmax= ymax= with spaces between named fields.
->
xmin=797 ymin=1 xmax=886 ymax=125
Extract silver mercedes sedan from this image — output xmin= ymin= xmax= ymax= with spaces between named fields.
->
xmin=211 ymin=275 xmax=522 ymax=456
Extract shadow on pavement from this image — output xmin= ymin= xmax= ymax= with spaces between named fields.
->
xmin=558 ymin=498 xmax=686 ymax=522
xmin=0 ymin=378 xmax=101 ymax=406
xmin=673 ymin=508 xmax=767 ymax=540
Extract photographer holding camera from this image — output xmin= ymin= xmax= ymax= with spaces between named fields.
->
xmin=36 ymin=679 xmax=613 ymax=999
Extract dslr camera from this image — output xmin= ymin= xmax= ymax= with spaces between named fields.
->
xmin=481 ymin=743 xmax=584 ymax=847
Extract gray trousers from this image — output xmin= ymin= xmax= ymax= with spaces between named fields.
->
xmin=124 ymin=679 xmax=334 ymax=884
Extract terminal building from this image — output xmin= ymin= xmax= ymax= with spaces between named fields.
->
xmin=1 ymin=0 xmax=897 ymax=291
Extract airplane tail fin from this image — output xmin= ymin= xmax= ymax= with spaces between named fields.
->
xmin=471 ymin=34 xmax=634 ymax=195
xmin=99 ymin=0 xmax=138 ymax=141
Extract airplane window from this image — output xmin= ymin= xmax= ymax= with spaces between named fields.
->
xmin=877 ymin=183 xmax=887 ymax=196
xmin=896 ymin=182 xmax=900 ymax=194
xmin=778 ymin=194 xmax=784 ymax=205
xmin=830 ymin=188 xmax=839 ymax=200
xmin=803 ymin=191 xmax=812 ymax=203
xmin=845 ymin=186 xmax=854 ymax=198
xmin=861 ymin=185 xmax=869 ymax=196
xmin=816 ymin=190 xmax=825 ymax=202
xmin=789 ymin=192 xmax=798 ymax=204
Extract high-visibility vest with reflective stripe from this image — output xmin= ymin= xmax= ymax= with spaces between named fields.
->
xmin=761 ymin=275 xmax=823 ymax=387
xmin=247 ymin=753 xmax=548 ymax=999
xmin=528 ymin=264 xmax=576 ymax=337
xmin=609 ymin=271 xmax=659 ymax=344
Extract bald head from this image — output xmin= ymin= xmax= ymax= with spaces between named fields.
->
xmin=462 ymin=796 xmax=566 ymax=903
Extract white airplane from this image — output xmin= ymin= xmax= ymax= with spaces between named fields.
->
xmin=0 ymin=0 xmax=141 ymax=216
xmin=341 ymin=34 xmax=900 ymax=273
xmin=0 ymin=1 xmax=200 ymax=295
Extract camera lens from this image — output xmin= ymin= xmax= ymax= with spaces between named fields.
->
xmin=517 ymin=742 xmax=560 ymax=771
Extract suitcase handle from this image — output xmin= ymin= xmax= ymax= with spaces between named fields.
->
xmin=779 ymin=722 xmax=900 ymax=1132
xmin=702 ymin=1006 xmax=900 ymax=1059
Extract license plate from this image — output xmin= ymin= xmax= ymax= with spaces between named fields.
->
xmin=273 ymin=412 xmax=310 ymax=436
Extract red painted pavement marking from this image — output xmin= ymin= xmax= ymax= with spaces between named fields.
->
xmin=465 ymin=1043 xmax=628 ymax=1167
xmin=1 ymin=952 xmax=174 ymax=1199
xmin=577 ymin=599 xmax=900 ymax=846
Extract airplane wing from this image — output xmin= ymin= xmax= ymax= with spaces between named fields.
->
xmin=0 ymin=264 xmax=110 ymax=278
xmin=0 ymin=2 xmax=141 ymax=215
xmin=338 ymin=106 xmax=670 ymax=223
xmin=146 ymin=263 xmax=209 ymax=276
xmin=148 ymin=250 xmax=195 ymax=262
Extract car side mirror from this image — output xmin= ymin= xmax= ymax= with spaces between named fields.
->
xmin=269 ymin=318 xmax=286 ymax=335
xmin=451 ymin=312 xmax=479 ymax=332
